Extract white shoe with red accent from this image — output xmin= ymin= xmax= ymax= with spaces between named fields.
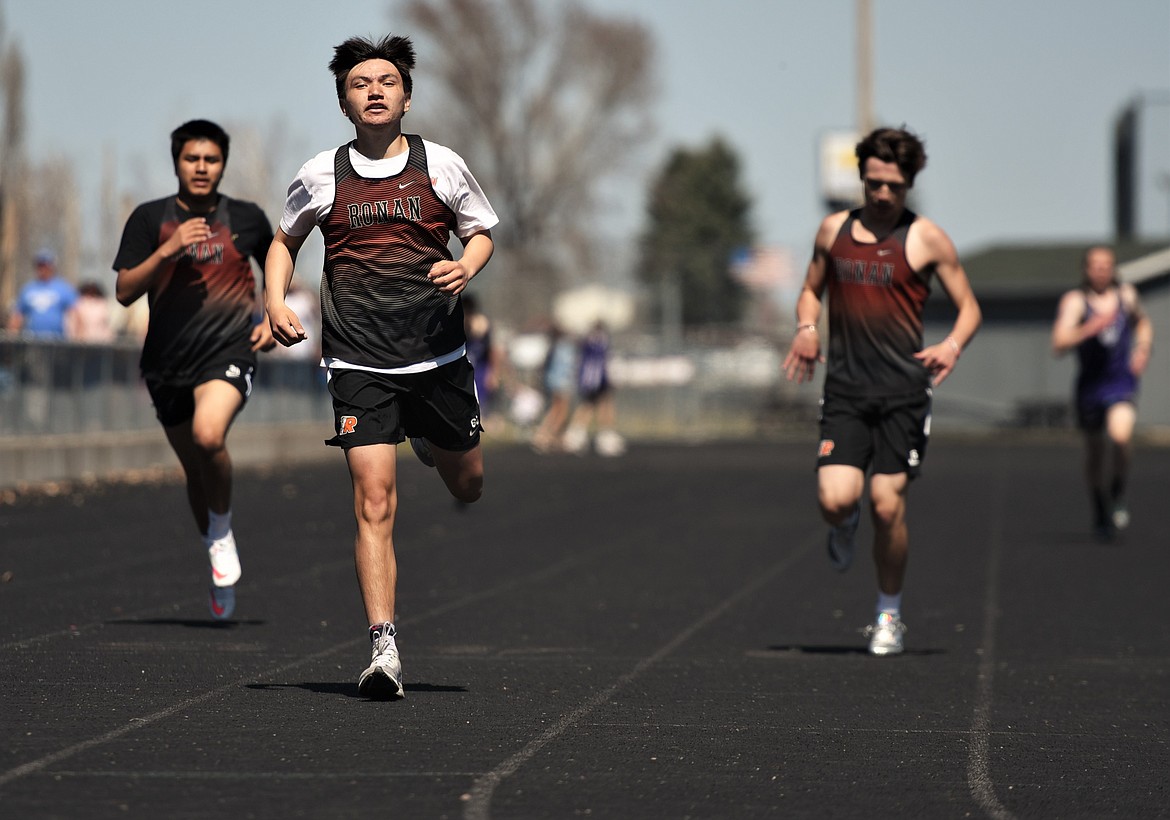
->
xmin=208 ymin=583 xmax=236 ymax=621
xmin=208 ymin=532 xmax=241 ymax=588
xmin=864 ymin=611 xmax=907 ymax=656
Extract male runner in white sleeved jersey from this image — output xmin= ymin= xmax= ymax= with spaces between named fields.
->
xmin=265 ymin=34 xmax=498 ymax=700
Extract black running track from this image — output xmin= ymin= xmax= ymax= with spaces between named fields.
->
xmin=1 ymin=437 xmax=1167 ymax=819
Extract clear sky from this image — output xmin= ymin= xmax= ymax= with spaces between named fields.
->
xmin=4 ymin=0 xmax=1169 ymax=282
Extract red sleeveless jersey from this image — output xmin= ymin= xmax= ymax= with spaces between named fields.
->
xmin=141 ymin=196 xmax=262 ymax=382
xmin=320 ymin=134 xmax=462 ymax=368
xmin=824 ymin=209 xmax=933 ymax=397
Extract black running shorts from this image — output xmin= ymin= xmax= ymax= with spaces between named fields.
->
xmin=146 ymin=353 xmax=256 ymax=427
xmin=816 ymin=389 xmax=932 ymax=478
xmin=325 ymin=357 xmax=482 ymax=452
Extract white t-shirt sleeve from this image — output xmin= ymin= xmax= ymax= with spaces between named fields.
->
xmin=279 ymin=141 xmax=498 ymax=239
xmin=279 ymin=149 xmax=337 ymax=237
xmin=423 ymin=140 xmax=499 ymax=238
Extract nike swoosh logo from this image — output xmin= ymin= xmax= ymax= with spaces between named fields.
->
xmin=212 ymin=567 xmax=230 ymax=580
xmin=876 ymin=249 xmax=893 ymax=256
xmin=398 ymin=181 xmax=414 ymax=190
xmin=210 ymin=597 xmax=226 ymax=616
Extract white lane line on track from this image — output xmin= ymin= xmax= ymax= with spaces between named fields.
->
xmin=0 ymin=556 xmax=358 ymax=652
xmin=45 ymin=770 xmax=484 ymax=779
xmin=0 ymin=544 xmax=619 ymax=788
xmin=965 ymin=455 xmax=1016 ymax=820
xmin=461 ymin=533 xmax=818 ymax=820
xmin=0 ymin=638 xmax=357 ymax=788
xmin=1 ymin=498 xmax=642 ymax=653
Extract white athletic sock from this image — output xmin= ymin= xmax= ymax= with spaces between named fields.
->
xmin=207 ymin=509 xmax=232 ymax=543
xmin=876 ymin=592 xmax=902 ymax=617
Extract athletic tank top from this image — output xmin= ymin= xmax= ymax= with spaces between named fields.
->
xmin=577 ymin=331 xmax=610 ymax=394
xmin=1076 ymin=292 xmax=1138 ymax=403
xmin=824 ymin=209 xmax=933 ymax=397
xmin=319 ymin=134 xmax=463 ymax=368
xmin=141 ymin=196 xmax=256 ymax=382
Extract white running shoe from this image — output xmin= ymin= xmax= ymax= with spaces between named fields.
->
xmin=865 ymin=611 xmax=907 ymax=656
xmin=1111 ymin=504 xmax=1130 ymax=531
xmin=827 ymin=506 xmax=861 ymax=572
xmin=595 ymin=428 xmax=626 ymax=457
xmin=562 ymin=426 xmax=589 ymax=455
xmin=358 ymin=623 xmax=405 ymax=700
xmin=208 ymin=584 xmax=236 ymax=620
xmin=208 ymin=532 xmax=241 ymax=588
xmin=409 ymin=437 xmax=436 ymax=468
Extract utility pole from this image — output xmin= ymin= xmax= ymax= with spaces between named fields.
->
xmin=1114 ymin=90 xmax=1170 ymax=240
xmin=818 ymin=1 xmax=875 ymax=214
xmin=857 ymin=0 xmax=874 ymax=135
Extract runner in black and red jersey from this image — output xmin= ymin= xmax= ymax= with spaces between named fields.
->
xmin=115 ymin=119 xmax=275 ymax=622
xmin=783 ymin=127 xmax=981 ymax=656
xmin=264 ymin=35 xmax=497 ymax=700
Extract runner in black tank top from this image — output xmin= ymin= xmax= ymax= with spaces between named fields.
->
xmin=320 ymin=134 xmax=462 ymax=368
xmin=824 ymin=208 xmax=932 ymax=398
xmin=782 ymin=127 xmax=982 ymax=656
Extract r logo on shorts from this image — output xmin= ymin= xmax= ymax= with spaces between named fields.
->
xmin=324 ymin=358 xmax=483 ymax=451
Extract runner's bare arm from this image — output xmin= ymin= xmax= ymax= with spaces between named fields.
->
xmin=783 ymin=214 xmax=841 ymax=384
xmin=912 ymin=220 xmax=981 ymax=385
xmin=115 ymin=218 xmax=211 ymax=306
xmin=264 ymin=229 xmax=311 ymax=347
xmin=428 ymin=229 xmax=494 ymax=296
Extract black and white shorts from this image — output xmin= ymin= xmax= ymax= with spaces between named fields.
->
xmin=146 ymin=352 xmax=256 ymax=427
xmin=325 ymin=357 xmax=482 ymax=452
xmin=816 ymin=389 xmax=932 ymax=478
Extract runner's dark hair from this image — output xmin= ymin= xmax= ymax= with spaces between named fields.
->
xmin=856 ymin=126 xmax=927 ymax=185
xmin=170 ymin=120 xmax=230 ymax=169
xmin=330 ymin=35 xmax=415 ymax=99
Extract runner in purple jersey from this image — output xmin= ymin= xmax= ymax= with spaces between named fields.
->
xmin=1052 ymin=246 xmax=1154 ymax=538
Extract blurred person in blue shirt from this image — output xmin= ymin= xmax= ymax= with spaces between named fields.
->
xmin=7 ymin=248 xmax=78 ymax=337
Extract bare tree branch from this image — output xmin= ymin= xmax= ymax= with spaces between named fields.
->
xmin=398 ymin=0 xmax=656 ymax=323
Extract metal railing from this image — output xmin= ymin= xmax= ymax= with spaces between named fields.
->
xmin=0 ymin=335 xmax=331 ymax=437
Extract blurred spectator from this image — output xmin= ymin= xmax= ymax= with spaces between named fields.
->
xmin=532 ymin=322 xmax=576 ymax=453
xmin=563 ymin=321 xmax=625 ymax=456
xmin=462 ymin=293 xmax=502 ymax=422
xmin=7 ymin=248 xmax=78 ymax=337
xmin=68 ymin=281 xmax=116 ymax=343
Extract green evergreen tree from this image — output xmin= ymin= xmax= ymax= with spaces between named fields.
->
xmin=638 ymin=137 xmax=755 ymax=327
